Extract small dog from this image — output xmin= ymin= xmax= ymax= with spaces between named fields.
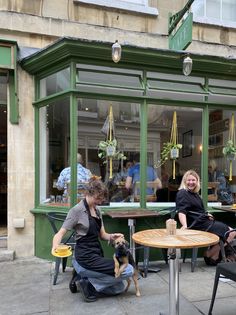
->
xmin=111 ymin=235 xmax=141 ymax=297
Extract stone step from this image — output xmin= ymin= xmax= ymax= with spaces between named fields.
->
xmin=0 ymin=249 xmax=15 ymax=262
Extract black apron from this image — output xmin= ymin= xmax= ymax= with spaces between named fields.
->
xmin=75 ymin=199 xmax=115 ymax=276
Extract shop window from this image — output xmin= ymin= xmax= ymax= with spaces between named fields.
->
xmin=77 ymin=98 xmax=140 ymax=204
xmin=208 ymin=109 xmax=236 ymax=204
xmin=148 ymin=104 xmax=202 ymax=203
xmin=39 ymin=67 xmax=70 ymax=98
xmin=39 ymin=98 xmax=70 ymax=206
xmin=76 ymin=64 xmax=144 ymax=97
xmin=74 ymin=0 xmax=158 ymax=16
xmin=192 ymin=0 xmax=236 ymax=27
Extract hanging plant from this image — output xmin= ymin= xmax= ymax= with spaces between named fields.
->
xmin=98 ymin=139 xmax=126 ymax=162
xmin=223 ymin=113 xmax=236 ymax=181
xmin=155 ymin=111 xmax=182 ymax=179
xmin=98 ymin=105 xmax=126 ymax=178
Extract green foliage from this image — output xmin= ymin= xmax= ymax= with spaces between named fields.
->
xmin=155 ymin=142 xmax=182 ymax=168
xmin=223 ymin=140 xmax=236 ymax=157
xmin=98 ymin=139 xmax=126 ymax=163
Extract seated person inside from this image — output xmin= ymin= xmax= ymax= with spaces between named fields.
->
xmin=125 ymin=153 xmax=162 ymax=200
xmin=109 ymin=160 xmax=133 ymax=202
xmin=208 ymin=159 xmax=233 ymax=205
xmin=52 ymin=179 xmax=134 ymax=302
xmin=56 ymin=153 xmax=92 ymax=199
xmin=176 ymin=169 xmax=236 ymax=265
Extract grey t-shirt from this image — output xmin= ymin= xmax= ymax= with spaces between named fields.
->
xmin=62 ymin=200 xmax=103 ymax=241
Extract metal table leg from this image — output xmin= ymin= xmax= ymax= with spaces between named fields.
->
xmin=168 ymin=248 xmax=179 ymax=315
xmin=128 ymin=218 xmax=136 ymax=261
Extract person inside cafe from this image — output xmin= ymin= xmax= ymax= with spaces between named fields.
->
xmin=208 ymin=159 xmax=234 ymax=205
xmin=176 ymin=169 xmax=236 ymax=265
xmin=56 ymin=153 xmax=92 ymax=198
xmin=125 ymin=153 xmax=162 ymax=199
xmin=51 ymin=178 xmax=134 ymax=302
xmin=109 ymin=159 xmax=133 ymax=202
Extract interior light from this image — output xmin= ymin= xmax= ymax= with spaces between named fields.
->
xmin=112 ymin=40 xmax=122 ymax=63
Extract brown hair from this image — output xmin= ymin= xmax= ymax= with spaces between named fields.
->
xmin=179 ymin=169 xmax=201 ymax=193
xmin=86 ymin=179 xmax=108 ymax=200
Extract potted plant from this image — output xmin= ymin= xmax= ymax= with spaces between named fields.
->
xmin=98 ymin=138 xmax=126 ymax=163
xmin=158 ymin=142 xmax=182 ymax=166
xmin=222 ymin=140 xmax=236 ymax=160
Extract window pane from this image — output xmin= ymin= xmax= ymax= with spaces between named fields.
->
xmin=39 ymin=98 xmax=70 ymax=206
xmin=222 ymin=0 xmax=236 ymax=22
xmin=208 ymin=109 xmax=235 ymax=204
xmin=148 ymin=105 xmax=202 ymax=203
xmin=39 ymin=67 xmax=70 ymax=98
xmin=77 ymin=98 xmax=140 ymax=204
xmin=206 ymin=0 xmax=220 ymax=19
xmin=192 ymin=0 xmax=205 ymax=17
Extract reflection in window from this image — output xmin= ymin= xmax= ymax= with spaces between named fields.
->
xmin=39 ymin=67 xmax=70 ymax=98
xmin=77 ymin=98 xmax=140 ymax=203
xmin=39 ymin=98 xmax=70 ymax=205
xmin=148 ymin=105 xmax=203 ymax=203
xmin=208 ymin=109 xmax=235 ymax=205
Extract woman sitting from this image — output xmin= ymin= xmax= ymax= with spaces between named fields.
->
xmin=176 ymin=169 xmax=236 ymax=265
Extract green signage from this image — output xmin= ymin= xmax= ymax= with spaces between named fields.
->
xmin=0 ymin=45 xmax=13 ymax=68
xmin=169 ymin=12 xmax=193 ymax=51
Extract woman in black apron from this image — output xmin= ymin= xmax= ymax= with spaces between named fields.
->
xmin=52 ymin=179 xmax=134 ymax=302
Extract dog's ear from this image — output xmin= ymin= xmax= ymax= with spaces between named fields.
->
xmin=109 ymin=238 xmax=116 ymax=247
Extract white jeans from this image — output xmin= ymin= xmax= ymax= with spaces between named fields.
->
xmin=72 ymin=258 xmax=134 ymax=295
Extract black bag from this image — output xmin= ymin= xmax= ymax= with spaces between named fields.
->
xmin=217 ymin=189 xmax=234 ymax=205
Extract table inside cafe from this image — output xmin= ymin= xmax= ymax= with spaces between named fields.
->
xmin=132 ymin=228 xmax=219 ymax=315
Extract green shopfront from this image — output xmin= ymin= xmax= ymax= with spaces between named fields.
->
xmin=20 ymin=37 xmax=236 ymax=260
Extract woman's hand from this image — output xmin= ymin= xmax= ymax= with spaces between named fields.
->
xmin=180 ymin=225 xmax=187 ymax=230
xmin=208 ymin=213 xmax=214 ymax=220
xmin=110 ymin=233 xmax=124 ymax=241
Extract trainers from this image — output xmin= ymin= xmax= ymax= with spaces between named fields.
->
xmin=78 ymin=279 xmax=97 ymax=302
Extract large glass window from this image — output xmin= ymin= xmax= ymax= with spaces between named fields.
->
xmin=148 ymin=105 xmax=203 ymax=203
xmin=39 ymin=98 xmax=70 ymax=205
xmin=77 ymin=98 xmax=140 ymax=204
xmin=208 ymin=109 xmax=236 ymax=205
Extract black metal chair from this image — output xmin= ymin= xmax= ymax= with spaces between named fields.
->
xmin=208 ymin=262 xmax=236 ymax=315
xmin=208 ymin=228 xmax=236 ymax=315
xmin=47 ymin=211 xmax=76 ymax=285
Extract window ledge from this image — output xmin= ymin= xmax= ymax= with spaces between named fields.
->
xmin=194 ymin=17 xmax=236 ymax=30
xmin=74 ymin=0 xmax=158 ymax=16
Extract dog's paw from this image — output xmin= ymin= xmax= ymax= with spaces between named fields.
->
xmin=136 ymin=291 xmax=141 ymax=297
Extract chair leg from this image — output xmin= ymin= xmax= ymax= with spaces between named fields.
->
xmin=62 ymin=257 xmax=68 ymax=272
xmin=53 ymin=258 xmax=61 ymax=285
xmin=191 ymin=248 xmax=198 ymax=272
xmin=162 ymin=248 xmax=168 ymax=264
xmin=208 ymin=269 xmax=220 ymax=315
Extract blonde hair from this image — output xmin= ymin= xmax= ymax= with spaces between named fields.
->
xmin=179 ymin=169 xmax=201 ymax=193
xmin=208 ymin=159 xmax=217 ymax=171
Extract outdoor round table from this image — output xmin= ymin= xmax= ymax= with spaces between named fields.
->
xmin=132 ymin=228 xmax=219 ymax=315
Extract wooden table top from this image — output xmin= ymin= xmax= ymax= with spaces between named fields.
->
xmin=106 ymin=209 xmax=160 ymax=219
xmin=213 ymin=206 xmax=236 ymax=213
xmin=132 ymin=229 xmax=219 ymax=249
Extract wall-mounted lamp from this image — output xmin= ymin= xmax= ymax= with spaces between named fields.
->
xmin=199 ymin=144 xmax=202 ymax=153
xmin=112 ymin=40 xmax=121 ymax=63
xmin=183 ymin=54 xmax=193 ymax=76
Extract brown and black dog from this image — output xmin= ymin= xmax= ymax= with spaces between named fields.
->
xmin=111 ymin=235 xmax=141 ymax=297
